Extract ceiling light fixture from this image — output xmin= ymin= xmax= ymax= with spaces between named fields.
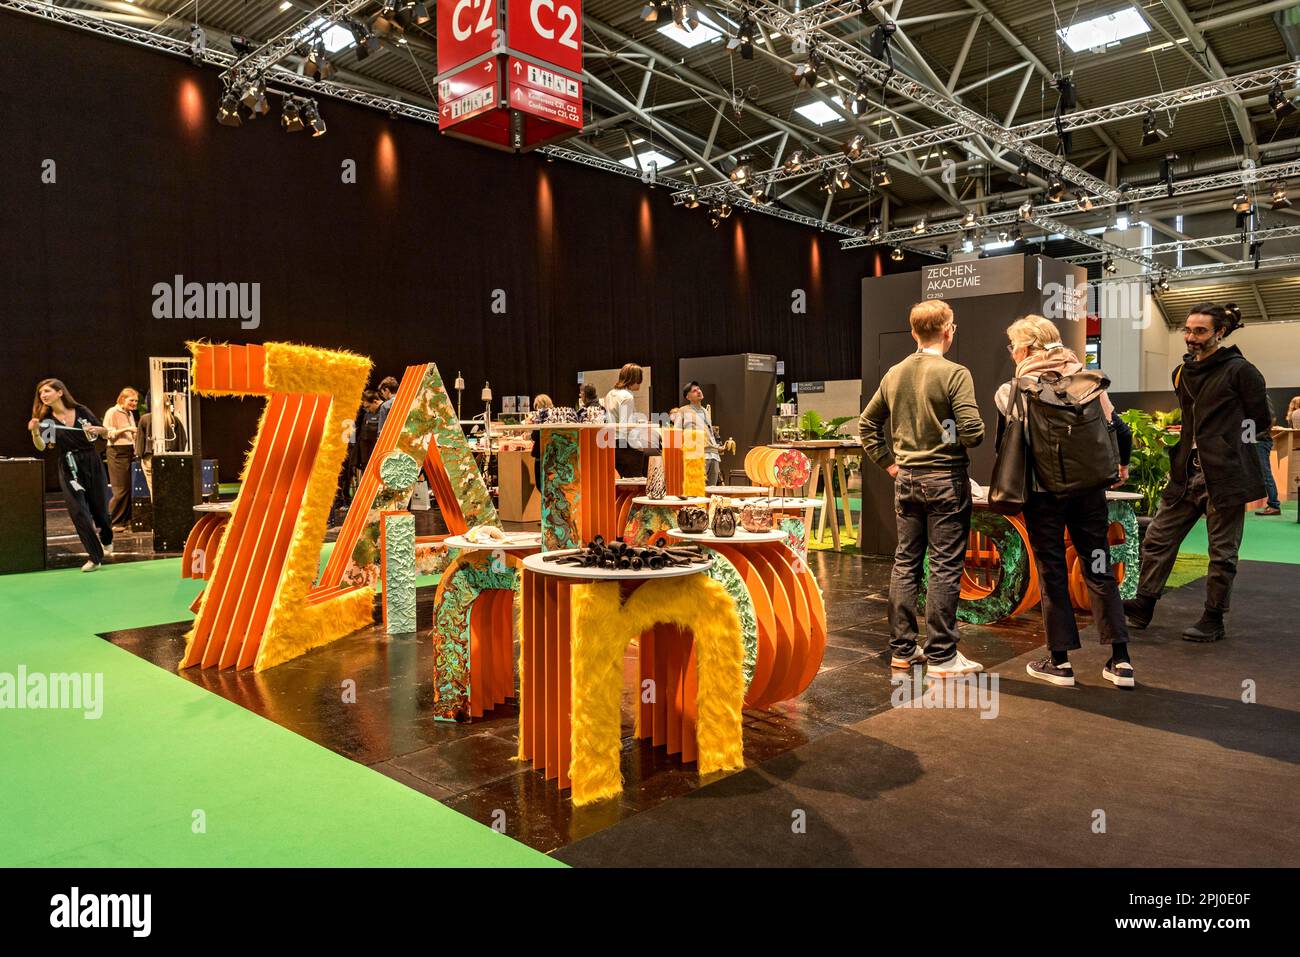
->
xmin=1270 ymin=181 xmax=1292 ymax=211
xmin=911 ymin=218 xmax=927 ymax=235
xmin=1046 ymin=175 xmax=1066 ymax=202
xmin=1103 ymin=257 xmax=1118 ymax=275
xmin=1141 ymin=109 xmax=1168 ymax=146
xmin=1018 ymin=198 xmax=1034 ymax=221
xmin=281 ymin=96 xmax=304 ymax=132
xmin=1269 ymin=80 xmax=1297 ymax=119
xmin=890 ymin=246 xmax=904 ymax=261
xmin=844 ymin=134 xmax=866 ymax=160
xmin=834 ymin=167 xmax=851 ymax=191
xmin=784 ymin=150 xmax=806 ymax=174
xmin=1232 ymin=189 xmax=1252 ymax=214
xmin=216 ymin=87 xmax=242 ymax=127
xmin=726 ymin=9 xmax=755 ymax=59
xmin=793 ymin=41 xmax=823 ymax=88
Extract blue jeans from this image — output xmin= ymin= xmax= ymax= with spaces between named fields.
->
xmin=1257 ymin=440 xmax=1280 ymax=508
xmin=889 ymin=467 xmax=971 ymax=663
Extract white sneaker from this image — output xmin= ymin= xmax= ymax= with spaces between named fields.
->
xmin=81 ymin=561 xmax=101 ymax=573
xmin=926 ymin=650 xmax=984 ymax=676
xmin=102 ymin=543 xmax=114 ymax=557
xmin=890 ymin=644 xmax=927 ymax=669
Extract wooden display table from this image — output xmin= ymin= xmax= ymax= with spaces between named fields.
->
xmin=666 ymin=528 xmax=826 ymax=708
xmin=431 ymin=532 xmax=542 ymax=721
xmin=615 ymin=477 xmax=647 ymax=532
xmin=518 ymin=550 xmax=745 ymax=806
xmin=770 ymin=440 xmax=860 ymax=550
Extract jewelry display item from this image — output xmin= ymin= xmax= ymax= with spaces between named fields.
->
xmin=676 ymin=505 xmax=710 ymax=533
xmin=711 ymin=505 xmax=738 ymax=538
xmin=740 ymin=502 xmax=773 ymax=533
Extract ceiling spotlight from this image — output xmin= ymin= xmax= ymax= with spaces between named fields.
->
xmin=866 ymin=221 xmax=882 ymax=243
xmin=890 ymin=246 xmax=904 ymax=261
xmin=1103 ymin=257 xmax=1117 ymax=275
xmin=1232 ymin=189 xmax=1252 ymax=214
xmin=959 ymin=210 xmax=976 ymax=229
xmin=1141 ymin=109 xmax=1169 ymax=147
xmin=350 ymin=21 xmax=380 ymax=60
xmin=305 ymin=42 xmax=333 ymax=80
xmin=997 ymin=228 xmax=1010 ymax=243
xmin=717 ymin=200 xmax=733 ymax=219
xmin=708 ymin=202 xmax=724 ymax=228
xmin=240 ymin=77 xmax=269 ymax=118
xmin=1046 ymin=175 xmax=1066 ymax=202
xmin=1015 ymin=154 xmax=1031 ymax=185
xmin=819 ymin=169 xmax=836 ymax=194
xmin=850 ymin=73 xmax=871 ymax=116
xmin=216 ymin=88 xmax=242 ymax=127
xmin=640 ymin=1 xmax=666 ymax=22
xmin=1269 ymin=80 xmax=1297 ymax=119
xmin=730 ymin=159 xmax=753 ymax=185
xmin=867 ymin=20 xmax=897 ymax=63
xmin=1161 ymin=153 xmax=1178 ymax=198
xmin=844 ymin=134 xmax=867 ymax=160
xmin=873 ymin=164 xmax=891 ymax=187
xmin=784 ymin=150 xmax=807 ymax=174
xmin=1157 ymin=272 xmax=1170 ymax=292
xmin=1008 ymin=227 xmax=1024 ymax=245
xmin=413 ymin=1 xmax=431 ymax=25
xmin=1018 ymin=198 xmax=1034 ymax=221
xmin=672 ymin=0 xmax=699 ymax=31
xmin=1054 ymin=73 xmax=1077 ymax=111
xmin=834 ymin=167 xmax=851 ymax=191
xmin=684 ymin=189 xmax=701 ymax=209
xmin=727 ymin=10 xmax=755 ymax=60
xmin=229 ymin=34 xmax=255 ymax=56
xmin=911 ymin=218 xmax=927 ymax=235
xmin=302 ymin=98 xmax=326 ymax=137
xmin=1075 ymin=193 xmax=1094 ymax=211
xmin=1270 ymin=181 xmax=1292 ymax=211
xmin=281 ymin=96 xmax=304 ymax=132
xmin=189 ymin=23 xmax=207 ymax=64
xmin=793 ymin=43 xmax=823 ymax=88
xmin=748 ymin=177 xmax=768 ymax=203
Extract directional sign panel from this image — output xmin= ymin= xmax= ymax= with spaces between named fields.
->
xmin=437 ymin=0 xmax=500 ymax=75
xmin=438 ymin=60 xmax=500 ymax=128
xmin=507 ymin=0 xmax=582 ymax=75
xmin=508 ymin=56 xmax=581 ymax=128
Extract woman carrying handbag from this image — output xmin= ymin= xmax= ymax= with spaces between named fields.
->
xmin=992 ymin=316 xmax=1135 ymax=689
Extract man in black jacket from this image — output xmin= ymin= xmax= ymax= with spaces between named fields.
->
xmin=1124 ymin=302 xmax=1269 ymax=641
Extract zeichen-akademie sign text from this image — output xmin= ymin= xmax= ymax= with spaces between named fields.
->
xmin=922 ymin=254 xmax=1024 ymax=301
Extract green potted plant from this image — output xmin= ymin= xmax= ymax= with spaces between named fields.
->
xmin=1118 ymin=408 xmax=1182 ymax=526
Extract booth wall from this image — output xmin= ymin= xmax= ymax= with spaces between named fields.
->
xmin=0 ymin=11 xmax=869 ymax=481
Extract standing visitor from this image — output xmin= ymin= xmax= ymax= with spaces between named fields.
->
xmin=579 ymin=384 xmax=606 ymax=421
xmin=1254 ymin=402 xmax=1281 ymax=517
xmin=27 ymin=378 xmax=113 ymax=572
xmin=605 ymin=363 xmax=647 ymax=478
xmin=374 ymin=376 xmax=399 ymax=434
xmin=354 ymin=390 xmax=382 ymax=474
xmin=1123 ymin=303 xmax=1270 ymax=642
xmin=1288 ymin=395 xmax=1300 ymax=430
xmin=103 ymin=388 xmax=139 ymax=530
xmin=995 ymin=316 xmax=1135 ymax=688
xmin=858 ymin=300 xmax=985 ymax=676
xmin=674 ymin=382 xmax=724 ymax=486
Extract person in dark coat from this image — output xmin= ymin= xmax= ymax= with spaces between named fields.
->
xmin=1124 ymin=302 xmax=1269 ymax=642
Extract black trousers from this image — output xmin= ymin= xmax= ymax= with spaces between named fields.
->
xmin=60 ymin=449 xmax=113 ymax=564
xmin=106 ymin=445 xmax=134 ymax=525
xmin=889 ymin=467 xmax=971 ymax=663
xmin=1137 ymin=464 xmax=1245 ymax=612
xmin=1023 ymin=487 xmax=1129 ymax=652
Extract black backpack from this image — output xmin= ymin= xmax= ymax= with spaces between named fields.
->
xmin=1017 ymin=370 xmax=1119 ymax=495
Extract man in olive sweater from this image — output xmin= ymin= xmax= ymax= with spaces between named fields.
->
xmin=859 ymin=299 xmax=985 ymax=675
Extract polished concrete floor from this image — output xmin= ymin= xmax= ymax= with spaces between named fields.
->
xmin=100 ymin=548 xmax=1053 ymax=855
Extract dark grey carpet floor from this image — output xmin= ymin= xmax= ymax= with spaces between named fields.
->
xmin=555 ymin=560 xmax=1300 ymax=867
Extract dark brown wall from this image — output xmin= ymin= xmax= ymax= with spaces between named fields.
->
xmin=0 ymin=11 xmax=868 ymax=480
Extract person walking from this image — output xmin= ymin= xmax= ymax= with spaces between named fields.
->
xmin=1123 ymin=303 xmax=1270 ymax=641
xmin=103 ymin=388 xmax=139 ymax=530
xmin=858 ymin=299 xmax=985 ymax=677
xmin=995 ymin=316 xmax=1135 ymax=688
xmin=28 ymin=378 xmax=113 ymax=571
xmin=374 ymin=376 xmax=399 ymax=434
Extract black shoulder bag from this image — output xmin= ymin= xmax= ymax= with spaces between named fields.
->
xmin=989 ymin=380 xmax=1030 ymax=515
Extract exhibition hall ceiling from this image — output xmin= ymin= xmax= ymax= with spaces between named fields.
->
xmin=25 ymin=0 xmax=1300 ymax=318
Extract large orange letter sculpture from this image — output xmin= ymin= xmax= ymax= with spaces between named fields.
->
xmin=180 ymin=342 xmax=373 ymax=672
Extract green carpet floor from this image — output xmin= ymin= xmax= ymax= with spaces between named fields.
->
xmin=1182 ymin=500 xmax=1299 ymax=564
xmin=0 ymin=554 xmax=558 ymax=868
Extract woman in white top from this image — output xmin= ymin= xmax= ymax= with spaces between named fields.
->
xmin=605 ymin=363 xmax=645 ymax=477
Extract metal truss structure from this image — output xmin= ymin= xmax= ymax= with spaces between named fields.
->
xmin=673 ymin=61 xmax=1300 ymax=205
xmin=839 ymin=159 xmax=1300 ymax=249
xmin=223 ymin=0 xmax=372 ymax=85
xmin=1088 ymin=253 xmax=1300 ymax=285
xmin=1065 ymin=224 xmax=1300 ymax=265
xmin=1025 ymin=214 xmax=1160 ymax=271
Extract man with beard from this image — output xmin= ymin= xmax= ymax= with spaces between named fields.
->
xmin=1123 ymin=303 xmax=1270 ymax=642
